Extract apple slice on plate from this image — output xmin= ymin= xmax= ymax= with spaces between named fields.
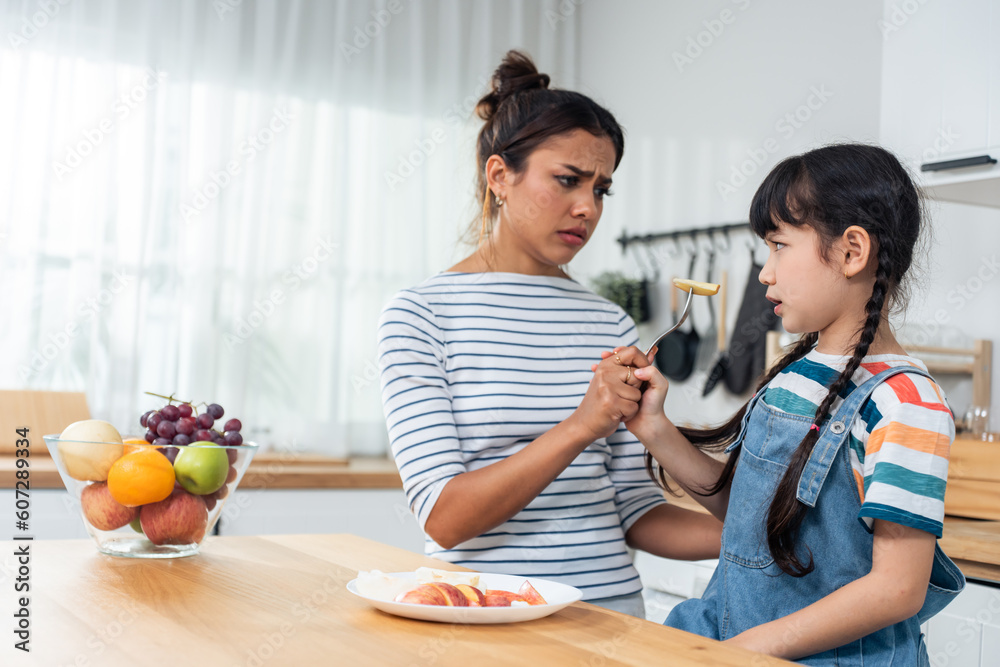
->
xmin=347 ymin=571 xmax=581 ymax=624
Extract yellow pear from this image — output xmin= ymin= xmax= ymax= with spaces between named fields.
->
xmin=58 ymin=420 xmax=124 ymax=481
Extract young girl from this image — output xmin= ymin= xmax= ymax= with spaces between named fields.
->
xmin=376 ymin=50 xmax=721 ymax=617
xmin=607 ymin=144 xmax=965 ymax=662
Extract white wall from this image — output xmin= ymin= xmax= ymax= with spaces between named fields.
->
xmin=573 ymin=0 xmax=886 ymax=426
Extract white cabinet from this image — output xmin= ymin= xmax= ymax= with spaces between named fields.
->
xmin=925 ymin=579 xmax=1000 ymax=667
xmin=880 ymin=0 xmax=1000 ymax=207
xmin=217 ymin=488 xmax=425 ymax=554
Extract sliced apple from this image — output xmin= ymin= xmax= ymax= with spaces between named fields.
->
xmin=455 ymin=584 xmax=486 ymax=607
xmin=395 ymin=583 xmax=469 ymax=606
xmin=517 ymin=581 xmax=548 ymax=606
xmin=672 ymin=278 xmax=720 ymax=296
xmin=395 ymin=584 xmax=447 ymax=606
xmin=484 ymin=590 xmax=527 ymax=604
xmin=483 ymin=595 xmax=512 ymax=607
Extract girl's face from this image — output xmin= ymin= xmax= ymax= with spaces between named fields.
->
xmin=491 ymin=129 xmax=616 ymax=276
xmin=759 ymin=221 xmax=857 ymax=341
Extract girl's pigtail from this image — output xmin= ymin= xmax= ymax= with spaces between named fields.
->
xmin=644 ymin=331 xmax=819 ymax=495
xmin=765 ymin=241 xmax=893 ymax=576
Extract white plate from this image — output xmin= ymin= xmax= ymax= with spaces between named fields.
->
xmin=346 ymin=571 xmax=583 ymax=624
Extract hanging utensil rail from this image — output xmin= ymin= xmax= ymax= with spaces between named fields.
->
xmin=616 ymin=222 xmax=750 ymax=253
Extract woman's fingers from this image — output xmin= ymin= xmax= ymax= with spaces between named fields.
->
xmin=612 ymin=345 xmax=653 ymax=369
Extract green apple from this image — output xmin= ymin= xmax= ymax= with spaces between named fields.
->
xmin=173 ymin=441 xmax=229 ymax=495
xmin=129 ymin=517 xmax=144 ymax=534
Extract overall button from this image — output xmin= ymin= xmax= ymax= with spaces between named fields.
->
xmin=830 ymin=421 xmax=846 ymax=434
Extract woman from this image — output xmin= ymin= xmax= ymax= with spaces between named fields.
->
xmin=377 ymin=50 xmax=721 ymax=616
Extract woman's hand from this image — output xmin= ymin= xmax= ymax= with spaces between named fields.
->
xmin=592 ymin=346 xmax=732 ymax=522
xmin=593 ymin=346 xmax=673 ymax=444
xmin=570 ymin=346 xmax=648 ymax=442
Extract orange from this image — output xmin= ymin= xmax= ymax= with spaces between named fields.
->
xmin=122 ymin=437 xmax=153 ymax=455
xmin=107 ymin=448 xmax=176 ymax=507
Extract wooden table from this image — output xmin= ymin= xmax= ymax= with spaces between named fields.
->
xmin=0 ymin=534 xmax=792 ymax=666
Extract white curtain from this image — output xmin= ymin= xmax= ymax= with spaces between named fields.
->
xmin=0 ymin=0 xmax=579 ymax=455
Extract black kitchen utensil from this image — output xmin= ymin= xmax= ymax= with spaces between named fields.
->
xmin=707 ymin=261 xmax=781 ymax=395
xmin=656 ymin=250 xmax=700 ymax=381
xmin=703 ymin=269 xmax=728 ymax=396
xmin=696 ymin=246 xmax=717 ymax=370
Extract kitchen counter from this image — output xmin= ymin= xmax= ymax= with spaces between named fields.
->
xmin=0 ymin=452 xmax=402 ymax=489
xmin=939 ymin=517 xmax=1000 ymax=583
xmin=0 ymin=534 xmax=793 ymax=666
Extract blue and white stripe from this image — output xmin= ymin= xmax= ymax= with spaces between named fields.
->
xmin=377 ymin=271 xmax=666 ymax=599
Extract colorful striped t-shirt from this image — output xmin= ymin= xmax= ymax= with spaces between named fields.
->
xmin=762 ymin=349 xmax=954 ymax=537
xmin=376 ymin=271 xmax=667 ymax=600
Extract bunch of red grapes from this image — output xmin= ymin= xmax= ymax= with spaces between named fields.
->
xmin=141 ymin=397 xmax=243 ymax=455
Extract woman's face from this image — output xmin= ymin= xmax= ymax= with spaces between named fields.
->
xmin=491 ymin=129 xmax=616 ymax=275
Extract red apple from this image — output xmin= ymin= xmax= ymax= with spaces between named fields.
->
xmin=140 ymin=489 xmax=208 ymax=545
xmin=81 ymin=482 xmax=139 ymax=531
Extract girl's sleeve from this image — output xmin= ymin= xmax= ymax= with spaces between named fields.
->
xmin=377 ymin=290 xmax=465 ymax=531
xmin=856 ymin=375 xmax=955 ymax=538
xmin=606 ymin=310 xmax=668 ymax=532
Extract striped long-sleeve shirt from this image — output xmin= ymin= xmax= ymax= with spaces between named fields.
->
xmin=377 ymin=271 xmax=667 ymax=599
xmin=762 ymin=349 xmax=955 ymax=537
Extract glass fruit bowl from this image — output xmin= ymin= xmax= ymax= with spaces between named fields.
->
xmin=43 ymin=435 xmax=258 ymax=558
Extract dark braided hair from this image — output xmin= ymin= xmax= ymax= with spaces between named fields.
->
xmin=647 ymin=144 xmax=922 ymax=576
xmin=645 ymin=332 xmax=818 ymax=495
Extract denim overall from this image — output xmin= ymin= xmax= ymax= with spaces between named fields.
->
xmin=666 ymin=367 xmax=965 ymax=665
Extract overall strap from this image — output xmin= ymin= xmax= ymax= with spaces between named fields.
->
xmin=796 ymin=365 xmax=935 ymax=507
xmin=724 ymin=388 xmax=767 ymax=454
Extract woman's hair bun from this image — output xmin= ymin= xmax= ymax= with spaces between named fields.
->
xmin=476 ymin=50 xmax=551 ymax=121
